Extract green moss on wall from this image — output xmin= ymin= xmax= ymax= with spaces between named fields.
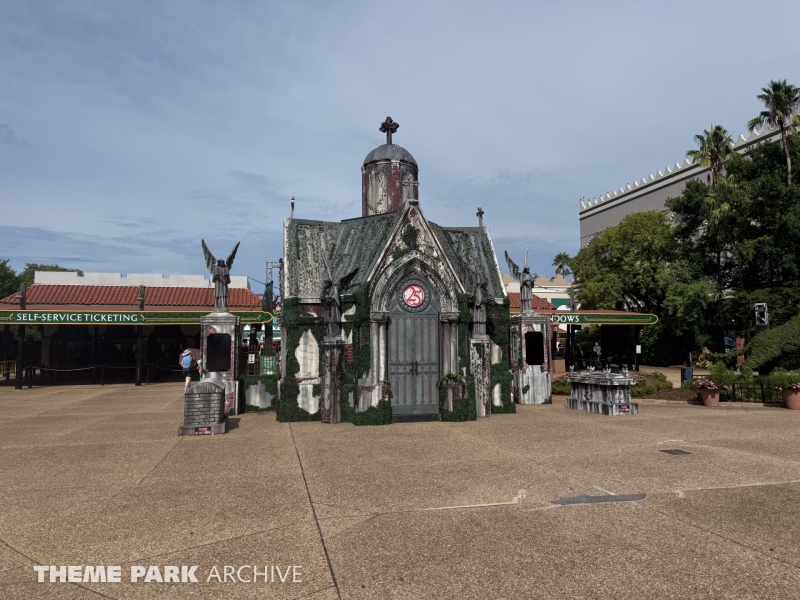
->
xmin=243 ymin=374 xmax=280 ymax=411
xmin=277 ymin=298 xmax=323 ymax=422
xmin=438 ymin=293 xmax=477 ymax=421
xmin=488 ymin=296 xmax=515 ymax=413
xmin=338 ymin=282 xmax=392 ymax=425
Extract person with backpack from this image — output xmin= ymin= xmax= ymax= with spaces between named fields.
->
xmin=180 ymin=349 xmax=195 ymax=392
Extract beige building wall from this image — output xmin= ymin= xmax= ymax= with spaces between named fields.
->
xmin=578 ymin=120 xmax=792 ymax=248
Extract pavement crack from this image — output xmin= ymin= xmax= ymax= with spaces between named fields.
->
xmin=650 ymin=506 xmax=800 ymax=571
xmin=0 ymin=536 xmax=38 ymax=565
xmin=0 ymin=538 xmax=118 ymax=599
xmin=128 ymin=522 xmax=304 ymax=563
xmin=137 ymin=437 xmax=183 ymax=484
xmin=418 ymin=489 xmax=527 ymax=511
xmin=290 ymin=423 xmax=341 ymax=600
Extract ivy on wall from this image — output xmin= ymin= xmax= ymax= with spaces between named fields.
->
xmin=243 ymin=374 xmax=280 ymax=412
xmin=339 ymin=282 xmax=393 ymax=425
xmin=277 ymin=298 xmax=323 ymax=422
xmin=280 ymin=279 xmax=513 ymax=424
xmin=392 ymin=224 xmax=419 ymax=262
xmin=488 ymin=297 xmax=515 ymax=414
xmin=439 ymin=293 xmax=477 ymax=421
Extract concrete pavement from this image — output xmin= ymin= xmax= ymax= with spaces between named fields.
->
xmin=1 ymin=383 xmax=799 ymax=599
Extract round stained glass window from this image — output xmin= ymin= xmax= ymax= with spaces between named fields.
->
xmin=403 ymin=284 xmax=425 ymax=307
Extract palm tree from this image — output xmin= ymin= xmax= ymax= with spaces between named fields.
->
xmin=552 ymin=252 xmax=572 ymax=278
xmin=748 ymin=79 xmax=800 ymax=185
xmin=686 ymin=125 xmax=733 ymax=185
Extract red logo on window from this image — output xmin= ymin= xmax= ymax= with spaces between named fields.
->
xmin=403 ymin=285 xmax=425 ymax=307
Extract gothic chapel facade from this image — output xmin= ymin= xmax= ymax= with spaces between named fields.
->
xmin=280 ymin=118 xmax=516 ymax=424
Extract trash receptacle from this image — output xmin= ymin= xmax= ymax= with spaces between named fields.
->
xmin=681 ymin=367 xmax=693 ymax=384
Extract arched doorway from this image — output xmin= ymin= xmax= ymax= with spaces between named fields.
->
xmin=387 ymin=274 xmax=440 ymax=418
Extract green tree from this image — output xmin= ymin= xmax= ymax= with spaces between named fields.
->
xmin=0 ymin=260 xmax=18 ymax=301
xmin=551 ymin=252 xmax=572 ymax=278
xmin=571 ymin=211 xmax=713 ymax=364
xmin=686 ymin=124 xmax=733 ymax=184
xmin=17 ymin=263 xmax=83 ymax=288
xmin=748 ymin=79 xmax=800 ymax=185
xmin=667 ymin=129 xmax=800 ymax=347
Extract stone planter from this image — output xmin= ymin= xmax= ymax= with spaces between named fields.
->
xmin=448 ymin=382 xmax=464 ymax=400
xmin=783 ymin=389 xmax=800 ymax=410
xmin=700 ymin=389 xmax=720 ymax=407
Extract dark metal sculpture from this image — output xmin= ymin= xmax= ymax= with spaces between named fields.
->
xmin=202 ymin=240 xmax=240 ymax=312
xmin=380 ymin=116 xmax=399 ymax=145
xmin=505 ymin=250 xmax=536 ymax=313
xmin=322 ymin=258 xmax=359 ymax=339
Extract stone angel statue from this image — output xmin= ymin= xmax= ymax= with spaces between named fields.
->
xmin=322 ymin=258 xmax=359 ymax=340
xmin=202 ymin=239 xmax=240 ymax=312
xmin=505 ymin=250 xmax=536 ymax=313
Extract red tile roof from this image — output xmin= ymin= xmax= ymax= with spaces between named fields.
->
xmin=508 ymin=292 xmax=555 ymax=311
xmin=0 ymin=285 xmax=261 ymax=310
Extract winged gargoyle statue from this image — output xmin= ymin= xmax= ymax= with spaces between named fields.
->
xmin=505 ymin=250 xmax=536 ymax=313
xmin=202 ymin=239 xmax=240 ymax=313
xmin=322 ymin=258 xmax=359 ymax=339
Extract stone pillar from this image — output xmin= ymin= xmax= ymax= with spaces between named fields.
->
xmin=510 ymin=312 xmax=551 ymax=404
xmin=471 ymin=335 xmax=492 ymax=418
xmin=370 ymin=320 xmax=379 ymax=384
xmin=366 ymin=312 xmax=389 ymax=409
xmin=320 ymin=339 xmax=344 ymax=424
xmin=491 ymin=342 xmax=503 ymax=407
xmin=200 ymin=311 xmax=242 ymax=415
xmin=439 ymin=313 xmax=460 ymax=412
xmin=378 ymin=319 xmax=387 ymax=382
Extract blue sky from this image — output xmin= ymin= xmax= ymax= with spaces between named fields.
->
xmin=1 ymin=1 xmax=798 ymax=285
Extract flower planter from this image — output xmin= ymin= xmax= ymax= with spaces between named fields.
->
xmin=784 ymin=389 xmax=800 ymax=410
xmin=700 ymin=389 xmax=720 ymax=407
xmin=448 ymin=382 xmax=464 ymax=401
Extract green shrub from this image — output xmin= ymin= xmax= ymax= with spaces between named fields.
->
xmin=629 ymin=371 xmax=672 ymax=397
xmin=551 ymin=373 xmax=571 ymax=395
xmin=709 ymin=361 xmax=736 ymax=387
xmin=741 ymin=315 xmax=800 ymax=376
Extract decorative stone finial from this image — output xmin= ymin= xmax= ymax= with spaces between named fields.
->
xmin=477 ymin=206 xmax=484 ymax=227
xmin=290 ymin=196 xmax=295 ymax=219
xmin=379 ymin=116 xmax=399 ymax=145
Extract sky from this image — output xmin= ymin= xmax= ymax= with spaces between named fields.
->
xmin=1 ymin=0 xmax=799 ymax=287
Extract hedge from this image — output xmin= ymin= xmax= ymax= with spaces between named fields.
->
xmin=741 ymin=314 xmax=800 ymax=377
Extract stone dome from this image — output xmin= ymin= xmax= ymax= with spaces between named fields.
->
xmin=363 ymin=144 xmax=417 ymax=166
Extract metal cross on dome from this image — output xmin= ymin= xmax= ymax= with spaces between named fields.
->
xmin=380 ymin=116 xmax=399 ymax=145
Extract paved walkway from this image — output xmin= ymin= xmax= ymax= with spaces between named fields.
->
xmin=2 ymin=383 xmax=799 ymax=599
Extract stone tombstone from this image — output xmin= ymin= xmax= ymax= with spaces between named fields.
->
xmin=566 ymin=369 xmax=638 ymax=416
xmin=179 ymin=377 xmax=228 ymax=436
xmin=201 ymin=312 xmax=241 ymax=415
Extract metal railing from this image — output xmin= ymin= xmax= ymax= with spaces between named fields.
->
xmin=729 ymin=382 xmax=783 ymax=403
xmin=690 ymin=375 xmax=784 ymax=404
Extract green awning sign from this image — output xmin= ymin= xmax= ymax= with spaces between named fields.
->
xmin=0 ymin=310 xmax=273 ymax=325
xmin=547 ymin=312 xmax=658 ymax=325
